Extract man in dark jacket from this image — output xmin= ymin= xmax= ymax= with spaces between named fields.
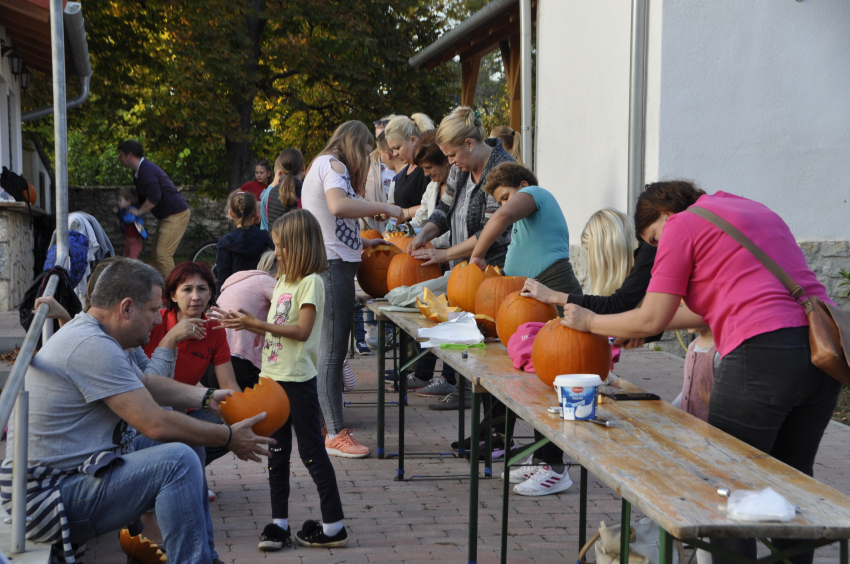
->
xmin=117 ymin=140 xmax=190 ymax=278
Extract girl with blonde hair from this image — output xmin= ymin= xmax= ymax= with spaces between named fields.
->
xmin=490 ymin=125 xmax=523 ymax=166
xmin=581 ymin=209 xmax=637 ymax=296
xmin=384 ymin=113 xmax=434 ymax=222
xmin=301 ymin=121 xmax=403 ymax=457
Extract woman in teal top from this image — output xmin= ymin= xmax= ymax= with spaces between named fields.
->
xmin=470 ymin=162 xmax=582 ymax=306
xmin=469 ymin=162 xmax=582 ymax=497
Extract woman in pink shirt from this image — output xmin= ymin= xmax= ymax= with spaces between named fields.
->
xmin=555 ymin=181 xmax=840 ymax=564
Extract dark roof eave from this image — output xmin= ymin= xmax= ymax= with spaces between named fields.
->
xmin=408 ymin=0 xmax=518 ymax=68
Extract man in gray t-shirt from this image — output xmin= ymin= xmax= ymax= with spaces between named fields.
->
xmin=3 ymin=259 xmax=273 ymax=564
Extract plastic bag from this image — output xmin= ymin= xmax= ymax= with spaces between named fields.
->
xmin=386 ymin=272 xmax=450 ymax=307
xmin=417 ymin=312 xmax=483 ymax=347
xmin=726 ymin=488 xmax=796 ymax=522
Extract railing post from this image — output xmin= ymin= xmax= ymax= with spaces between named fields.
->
xmin=11 ymin=390 xmax=28 ymax=554
xmin=51 ymin=0 xmax=69 ymax=262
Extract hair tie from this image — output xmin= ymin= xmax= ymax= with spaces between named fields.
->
xmin=472 ymin=109 xmax=483 ymax=127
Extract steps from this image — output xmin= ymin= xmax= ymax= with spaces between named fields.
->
xmin=0 ymin=312 xmax=24 ymax=355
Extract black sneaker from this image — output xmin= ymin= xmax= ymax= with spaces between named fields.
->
xmin=428 ymin=391 xmax=472 ymax=411
xmin=294 ymin=520 xmax=349 ymax=548
xmin=355 ymin=341 xmax=371 ymax=355
xmin=464 ymin=434 xmax=516 ymax=461
xmin=258 ymin=523 xmax=292 ymax=551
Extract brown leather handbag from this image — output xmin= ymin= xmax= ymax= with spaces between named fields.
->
xmin=687 ymin=206 xmax=850 ymax=386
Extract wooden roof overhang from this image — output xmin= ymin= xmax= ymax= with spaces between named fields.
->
xmin=0 ymin=0 xmax=69 ymax=75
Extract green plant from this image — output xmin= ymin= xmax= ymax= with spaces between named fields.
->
xmin=839 ymin=268 xmax=850 ymax=298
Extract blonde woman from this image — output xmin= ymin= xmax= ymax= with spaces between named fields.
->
xmin=410 ymin=106 xmax=515 ymax=272
xmin=301 ymin=121 xmax=403 ymax=458
xmin=384 ymin=113 xmax=434 ymax=222
xmin=521 ymin=208 xmax=661 ymax=347
xmin=490 ymin=125 xmax=523 ymax=166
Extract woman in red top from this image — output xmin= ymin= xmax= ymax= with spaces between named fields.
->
xmin=555 ymin=182 xmax=839 ymax=564
xmin=238 ymin=159 xmax=273 ymax=200
xmin=143 ymin=261 xmax=240 ymax=466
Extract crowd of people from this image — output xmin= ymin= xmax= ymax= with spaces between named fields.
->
xmin=3 ymin=104 xmax=840 ymax=564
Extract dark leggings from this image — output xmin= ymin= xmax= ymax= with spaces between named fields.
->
xmin=317 ymin=259 xmax=359 ymax=435
xmin=268 ymin=377 xmax=344 ymax=522
xmin=707 ymin=326 xmax=841 ymax=564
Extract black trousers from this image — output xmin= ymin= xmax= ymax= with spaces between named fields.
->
xmin=268 ymin=377 xmax=344 ymax=523
xmin=707 ymin=326 xmax=841 ymax=564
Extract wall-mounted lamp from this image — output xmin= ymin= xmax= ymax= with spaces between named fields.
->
xmin=1 ymin=42 xmax=24 ymax=77
xmin=20 ymin=66 xmax=30 ymax=90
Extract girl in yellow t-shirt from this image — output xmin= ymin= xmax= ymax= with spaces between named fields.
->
xmin=214 ymin=209 xmax=349 ymax=550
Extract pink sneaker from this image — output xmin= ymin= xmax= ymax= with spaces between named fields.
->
xmin=325 ymin=429 xmax=370 ymax=458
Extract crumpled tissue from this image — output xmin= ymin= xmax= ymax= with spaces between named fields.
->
xmin=726 ymin=487 xmax=796 ymax=522
xmin=417 ymin=312 xmax=484 ymax=347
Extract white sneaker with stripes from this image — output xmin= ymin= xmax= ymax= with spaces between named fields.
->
xmin=512 ymin=465 xmax=572 ymax=496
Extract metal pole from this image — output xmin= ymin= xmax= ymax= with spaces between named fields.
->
xmin=51 ymin=0 xmax=69 ymax=262
xmin=519 ymin=0 xmax=533 ymax=172
xmin=627 ymin=0 xmax=649 ymax=215
xmin=10 ymin=391 xmax=29 ymax=553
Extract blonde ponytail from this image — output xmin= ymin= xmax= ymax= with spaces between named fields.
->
xmin=581 ymin=209 xmax=637 ymax=296
xmin=384 ymin=113 xmax=434 ymax=143
xmin=490 ymin=125 xmax=523 ymax=166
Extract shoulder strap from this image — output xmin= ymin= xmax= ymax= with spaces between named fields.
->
xmin=685 ymin=206 xmax=806 ymax=300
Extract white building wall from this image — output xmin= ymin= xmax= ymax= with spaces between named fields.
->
xmin=653 ymin=0 xmax=850 ymax=242
xmin=535 ymin=0 xmax=633 ymax=246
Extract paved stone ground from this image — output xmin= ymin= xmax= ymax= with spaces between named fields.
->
xmin=10 ymin=347 xmax=850 ymax=563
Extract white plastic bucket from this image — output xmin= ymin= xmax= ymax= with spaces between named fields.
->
xmin=553 ymin=374 xmax=603 ymax=420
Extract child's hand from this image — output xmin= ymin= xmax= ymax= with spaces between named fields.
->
xmin=207 ymin=306 xmax=231 ymax=325
xmin=469 ymin=257 xmax=486 ymax=271
xmin=217 ymin=309 xmax=258 ymax=332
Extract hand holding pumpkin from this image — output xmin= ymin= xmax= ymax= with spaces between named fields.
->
xmin=520 ymin=279 xmax=562 ymax=306
xmin=468 ymin=256 xmax=487 ymax=271
xmin=229 ymin=413 xmax=276 ymax=462
xmin=561 ymin=304 xmax=595 ymax=333
xmin=411 ymin=247 xmax=448 ymax=266
xmin=208 ymin=389 xmax=233 ymax=416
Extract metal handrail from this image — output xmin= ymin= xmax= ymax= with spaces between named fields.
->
xmin=1 ymin=0 xmax=70 ymax=554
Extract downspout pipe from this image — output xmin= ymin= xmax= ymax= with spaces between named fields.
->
xmin=519 ymin=0 xmax=533 ymax=173
xmin=627 ymin=0 xmax=649 ymax=216
xmin=22 ymin=2 xmax=91 ymax=122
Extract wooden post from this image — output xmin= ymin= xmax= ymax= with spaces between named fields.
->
xmin=461 ymin=54 xmax=483 ymax=107
xmin=509 ymin=32 xmax=522 ymax=131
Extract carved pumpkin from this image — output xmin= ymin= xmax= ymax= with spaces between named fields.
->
xmin=219 ymin=377 xmax=290 ymax=437
xmin=531 ymin=319 xmax=611 ymax=388
xmin=495 ymin=291 xmax=558 ymax=347
xmin=119 ymin=529 xmax=167 ymax=564
xmin=361 ymin=229 xmax=382 ymax=240
xmin=357 ymin=244 xmax=402 ymax=298
xmin=386 ymin=253 xmax=442 ymax=291
xmin=447 ymin=261 xmax=501 ymax=313
xmin=473 ymin=276 xmax=527 ymax=337
xmin=382 ymin=232 xmax=433 ymax=254
xmin=416 ymin=287 xmax=462 ymax=323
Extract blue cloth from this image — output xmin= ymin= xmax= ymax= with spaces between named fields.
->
xmin=43 ymin=230 xmax=89 ymax=288
xmin=502 ymin=186 xmax=570 ymax=279
xmin=59 ymin=438 xmax=217 ymax=562
xmin=120 ymin=211 xmax=148 ymax=239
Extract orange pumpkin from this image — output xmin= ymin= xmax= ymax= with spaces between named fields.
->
xmin=416 ymin=287 xmax=461 ymax=323
xmin=25 ymin=183 xmax=37 ymax=205
xmin=358 ymin=244 xmax=402 ymax=298
xmin=119 ymin=529 xmax=167 ymax=564
xmin=361 ymin=228 xmax=382 ymax=240
xmin=383 ymin=232 xmax=433 ymax=254
xmin=446 ymin=261 xmax=501 ymax=313
xmin=386 ymin=252 xmax=442 ymax=291
xmin=473 ymin=276 xmax=527 ymax=337
xmin=531 ymin=319 xmax=611 ymax=387
xmin=219 ymin=377 xmax=290 ymax=437
xmin=495 ymin=291 xmax=558 ymax=347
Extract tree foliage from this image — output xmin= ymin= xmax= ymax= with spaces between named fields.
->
xmin=22 ymin=0 xmax=510 ymax=193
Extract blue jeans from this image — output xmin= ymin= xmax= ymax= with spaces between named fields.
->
xmin=59 ymin=436 xmax=218 ymax=563
xmin=353 ymin=306 xmax=373 ymax=342
xmin=186 ymin=408 xmax=229 ymax=466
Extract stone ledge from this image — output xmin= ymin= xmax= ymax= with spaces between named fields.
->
xmin=0 ymin=203 xmax=46 ymax=217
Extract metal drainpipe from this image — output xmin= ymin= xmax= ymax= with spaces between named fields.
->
xmin=627 ymin=0 xmax=649 ymax=216
xmin=520 ymin=0 xmax=533 ymax=173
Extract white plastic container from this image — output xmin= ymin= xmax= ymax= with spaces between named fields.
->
xmin=553 ymin=374 xmax=603 ymax=420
